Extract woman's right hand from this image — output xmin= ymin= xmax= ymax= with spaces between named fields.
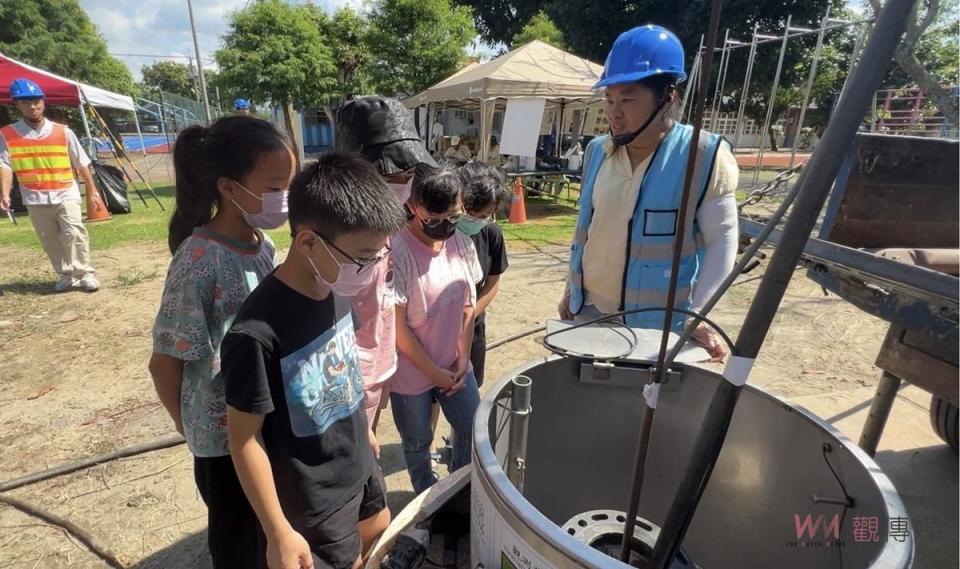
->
xmin=267 ymin=527 xmax=314 ymax=569
xmin=429 ymin=365 xmax=456 ymax=390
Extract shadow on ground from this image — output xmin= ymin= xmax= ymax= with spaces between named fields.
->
xmin=0 ymin=277 xmax=59 ymax=296
xmin=134 ymin=530 xmax=210 ymax=569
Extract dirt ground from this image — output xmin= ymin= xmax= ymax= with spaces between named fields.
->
xmin=0 ymin=232 xmax=944 ymax=567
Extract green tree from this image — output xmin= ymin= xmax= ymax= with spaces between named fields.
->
xmin=141 ymin=60 xmax=195 ymax=99
xmin=512 ymin=11 xmax=566 ymax=49
xmin=326 ymin=7 xmax=371 ymax=102
xmin=215 ymin=0 xmax=337 ymax=140
xmin=0 ymin=0 xmax=135 ymax=94
xmin=366 ymin=0 xmax=476 ymax=97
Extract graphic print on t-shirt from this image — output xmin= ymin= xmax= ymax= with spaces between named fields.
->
xmin=280 ymin=314 xmax=364 ymax=437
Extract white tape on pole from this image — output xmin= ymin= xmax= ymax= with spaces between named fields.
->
xmin=643 ymin=382 xmax=661 ymax=409
xmin=722 ymin=356 xmax=754 ymax=386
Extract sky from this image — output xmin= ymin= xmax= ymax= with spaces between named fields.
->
xmin=79 ymin=0 xmax=364 ymax=80
xmin=78 ymin=0 xmax=495 ymax=82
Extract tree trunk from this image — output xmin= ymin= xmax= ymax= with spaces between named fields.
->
xmin=768 ymin=125 xmax=779 ymax=152
xmin=282 ymin=101 xmax=304 ymax=167
xmin=894 ymin=47 xmax=960 ymax=126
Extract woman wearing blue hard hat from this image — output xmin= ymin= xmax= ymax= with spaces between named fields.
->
xmin=558 ymin=25 xmax=740 ymax=360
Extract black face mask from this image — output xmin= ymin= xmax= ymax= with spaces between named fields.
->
xmin=611 ymin=91 xmax=670 ymax=147
xmin=420 ymin=217 xmax=458 ymax=241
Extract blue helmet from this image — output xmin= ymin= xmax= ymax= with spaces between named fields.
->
xmin=594 ymin=25 xmax=687 ymax=90
xmin=10 ymin=78 xmax=45 ymax=100
xmin=234 ymin=98 xmax=250 ymax=110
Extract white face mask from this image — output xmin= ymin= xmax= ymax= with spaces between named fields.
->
xmin=230 ymin=179 xmax=289 ymax=229
xmin=307 ymin=237 xmax=378 ymax=297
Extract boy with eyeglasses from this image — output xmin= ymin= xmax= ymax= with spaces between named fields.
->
xmin=222 ymin=152 xmax=406 ymax=569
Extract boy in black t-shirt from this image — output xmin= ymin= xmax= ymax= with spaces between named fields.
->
xmin=223 ymin=153 xmax=407 ymax=569
xmin=457 ymin=161 xmax=512 ymax=386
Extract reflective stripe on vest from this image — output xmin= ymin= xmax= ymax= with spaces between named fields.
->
xmin=0 ymin=123 xmax=74 ymax=191
xmin=568 ymin=124 xmax=724 ymax=330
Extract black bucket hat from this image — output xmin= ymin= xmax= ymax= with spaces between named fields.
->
xmin=336 ymin=97 xmax=437 ymax=175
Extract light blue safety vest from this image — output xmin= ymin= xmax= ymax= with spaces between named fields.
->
xmin=569 ymin=123 xmax=725 ymax=330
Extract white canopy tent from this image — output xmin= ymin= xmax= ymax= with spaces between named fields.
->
xmin=403 ymin=41 xmax=604 ymax=160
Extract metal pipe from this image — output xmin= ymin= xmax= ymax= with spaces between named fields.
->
xmin=752 ymin=15 xmax=792 ymax=187
xmin=505 ymin=375 xmax=532 ymax=491
xmin=711 ymin=29 xmax=730 ymax=128
xmin=681 ymin=35 xmax=704 ymax=121
xmin=714 ymin=18 xmax=875 ymax=52
xmin=839 ymin=21 xmax=870 ymax=107
xmin=713 ymin=34 xmax=733 ymax=132
xmin=733 ymin=24 xmax=759 ymax=148
xmin=649 ymin=2 xmax=918 ymax=566
xmin=858 ymin=371 xmax=903 ymax=455
xmin=77 ymin=101 xmax=95 ymax=158
xmin=187 ymin=0 xmax=212 ymax=123
xmin=790 ymin=6 xmax=831 ymax=168
xmin=618 ymin=0 xmax=725 ymax=562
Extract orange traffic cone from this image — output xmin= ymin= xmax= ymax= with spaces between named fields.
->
xmin=509 ymin=176 xmax=527 ymax=224
xmin=85 ymin=183 xmax=112 ymax=223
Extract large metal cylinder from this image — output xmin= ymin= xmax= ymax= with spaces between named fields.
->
xmin=471 ymin=357 xmax=913 ymax=568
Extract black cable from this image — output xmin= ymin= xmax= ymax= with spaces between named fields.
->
xmin=821 ymin=443 xmax=854 ymax=568
xmin=542 ymin=307 xmax=736 ymax=362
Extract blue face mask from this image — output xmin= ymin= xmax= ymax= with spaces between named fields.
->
xmin=457 ymin=214 xmax=490 ymax=236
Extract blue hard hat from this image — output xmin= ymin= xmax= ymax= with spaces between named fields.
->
xmin=234 ymin=98 xmax=250 ymax=110
xmin=594 ymin=25 xmax=687 ymax=90
xmin=10 ymin=78 xmax=45 ymax=100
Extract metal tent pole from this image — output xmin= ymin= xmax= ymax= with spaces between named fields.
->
xmin=789 ymin=6 xmax=831 ymax=168
xmin=752 ymin=15 xmax=792 ymax=187
xmin=733 ymin=24 xmax=759 ymax=149
xmin=649 ymin=2 xmax=918 ymax=566
xmin=78 ymin=101 xmax=95 ymax=159
xmin=617 ymin=0 xmax=724 ymax=562
xmin=131 ymin=107 xmax=150 ymax=184
xmin=710 ymin=29 xmax=730 ymax=129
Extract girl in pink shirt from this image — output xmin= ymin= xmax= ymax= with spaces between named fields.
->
xmin=389 ymin=164 xmax=482 ymax=493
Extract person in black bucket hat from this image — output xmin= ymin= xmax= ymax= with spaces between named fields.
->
xmin=336 ymin=97 xmax=437 ymax=181
xmin=336 ymin=96 xmax=441 ymax=444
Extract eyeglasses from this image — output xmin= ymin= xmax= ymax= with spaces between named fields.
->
xmin=418 ymin=209 xmax=464 ymax=228
xmin=312 ymin=230 xmax=391 ymax=274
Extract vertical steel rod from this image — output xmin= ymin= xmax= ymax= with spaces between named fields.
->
xmin=733 ymin=24 xmax=759 ymax=148
xmin=790 ymin=6 xmax=831 ymax=168
xmin=710 ymin=29 xmax=730 ymax=129
xmin=752 ymin=15 xmax=792 ymax=186
xmin=617 ymin=0 xmax=724 ymax=561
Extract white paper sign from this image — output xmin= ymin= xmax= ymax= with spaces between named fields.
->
xmin=500 ymin=97 xmax=546 ymax=157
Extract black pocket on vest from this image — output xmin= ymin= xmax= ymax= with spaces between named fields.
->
xmin=643 ymin=209 xmax=678 ymax=236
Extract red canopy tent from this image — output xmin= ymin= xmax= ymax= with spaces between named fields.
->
xmin=0 ymin=52 xmax=143 ymax=156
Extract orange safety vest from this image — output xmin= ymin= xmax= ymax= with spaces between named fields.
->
xmin=0 ymin=122 xmax=75 ymax=191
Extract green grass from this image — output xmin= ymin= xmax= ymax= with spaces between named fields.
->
xmin=0 ymin=185 xmax=292 ymax=252
xmin=501 ymin=195 xmax=579 ymax=249
xmin=115 ymin=269 xmax=161 ymax=287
